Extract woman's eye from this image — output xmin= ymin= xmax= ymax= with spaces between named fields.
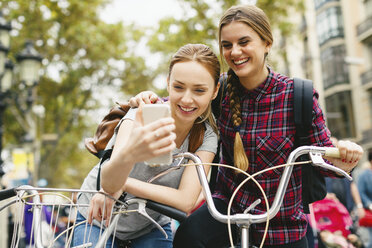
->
xmin=195 ymin=89 xmax=206 ymax=93
xmin=173 ymin=85 xmax=183 ymax=90
xmin=222 ymin=44 xmax=232 ymax=49
xmin=239 ymin=40 xmax=249 ymax=46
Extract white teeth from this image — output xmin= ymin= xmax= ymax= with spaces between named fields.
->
xmin=233 ymin=58 xmax=249 ymax=65
xmin=180 ymin=106 xmax=195 ymax=112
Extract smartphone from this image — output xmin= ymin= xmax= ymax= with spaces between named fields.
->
xmin=142 ymin=104 xmax=172 ymax=166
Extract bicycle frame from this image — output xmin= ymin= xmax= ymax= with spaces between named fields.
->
xmin=174 ymin=146 xmax=351 ymax=248
xmin=0 ymin=146 xmax=351 ymax=248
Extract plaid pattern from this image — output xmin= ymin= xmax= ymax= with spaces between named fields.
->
xmin=214 ymin=68 xmax=333 ymax=245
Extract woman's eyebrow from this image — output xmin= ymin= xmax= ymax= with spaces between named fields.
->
xmin=173 ymin=80 xmax=209 ymax=87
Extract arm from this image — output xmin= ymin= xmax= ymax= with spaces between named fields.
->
xmin=357 ymin=173 xmax=372 ymax=209
xmin=350 ymin=182 xmax=365 ymax=218
xmin=307 ymin=92 xmax=363 ymax=175
xmin=101 ymin=108 xmax=176 ymax=194
xmin=123 ymin=150 xmax=214 ymax=213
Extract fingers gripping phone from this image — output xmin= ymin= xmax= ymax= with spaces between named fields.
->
xmin=142 ymin=104 xmax=172 ymax=166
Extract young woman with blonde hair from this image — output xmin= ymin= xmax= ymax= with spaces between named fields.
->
xmin=72 ymin=43 xmax=221 ymax=248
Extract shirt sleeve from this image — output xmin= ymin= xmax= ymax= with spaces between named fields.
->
xmin=308 ymin=90 xmax=341 ymax=177
xmin=196 ymin=122 xmax=218 ymax=155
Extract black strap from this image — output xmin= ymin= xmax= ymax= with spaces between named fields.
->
xmin=293 ymin=78 xmax=313 ymax=146
xmin=96 ymin=149 xmax=113 ymax=191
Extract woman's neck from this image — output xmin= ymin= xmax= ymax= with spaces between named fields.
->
xmin=174 ymin=118 xmax=194 ymax=148
xmin=239 ymin=66 xmax=269 ymax=90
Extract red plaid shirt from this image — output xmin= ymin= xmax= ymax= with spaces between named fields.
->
xmin=214 ymin=68 xmax=333 ymax=245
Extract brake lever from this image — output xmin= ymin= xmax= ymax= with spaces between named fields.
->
xmin=309 ymin=151 xmax=352 ymax=181
xmin=126 ymin=198 xmax=168 ymax=239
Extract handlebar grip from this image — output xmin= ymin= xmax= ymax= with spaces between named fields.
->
xmin=0 ymin=188 xmax=17 ymax=201
xmin=146 ymin=200 xmax=187 ymax=223
xmin=324 ymin=147 xmax=340 ymax=158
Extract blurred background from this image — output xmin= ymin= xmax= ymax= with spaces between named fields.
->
xmin=0 ymin=0 xmax=370 ymax=189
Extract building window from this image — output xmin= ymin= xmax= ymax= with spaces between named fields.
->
xmin=320 ymin=45 xmax=349 ymax=88
xmin=316 ymin=6 xmax=344 ymax=45
xmin=314 ymin=0 xmax=339 ymax=9
xmin=325 ymin=91 xmax=356 ymax=139
xmin=366 ymin=0 xmax=372 ymax=17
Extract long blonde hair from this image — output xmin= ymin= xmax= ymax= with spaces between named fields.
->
xmin=169 ymin=44 xmax=221 ymax=152
xmin=218 ymin=5 xmax=273 ymax=172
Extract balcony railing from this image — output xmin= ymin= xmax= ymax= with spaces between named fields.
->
xmin=357 ymin=16 xmax=372 ymax=41
xmin=361 ymin=69 xmax=372 ymax=85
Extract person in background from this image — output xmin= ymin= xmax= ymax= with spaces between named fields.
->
xmin=325 ymin=137 xmax=365 ymax=216
xmin=357 ymin=149 xmax=372 ymax=248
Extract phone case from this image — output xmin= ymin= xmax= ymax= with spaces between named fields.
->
xmin=142 ymin=104 xmax=172 ymax=166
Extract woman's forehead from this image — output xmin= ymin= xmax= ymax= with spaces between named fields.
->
xmin=170 ymin=61 xmax=215 ymax=86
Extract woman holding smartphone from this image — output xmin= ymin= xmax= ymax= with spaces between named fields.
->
xmin=72 ymin=43 xmax=221 ymax=248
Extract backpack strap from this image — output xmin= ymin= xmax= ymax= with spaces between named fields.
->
xmin=293 ymin=78 xmax=327 ymax=214
xmin=96 ymin=149 xmax=113 ymax=191
xmin=293 ymin=78 xmax=313 ymax=146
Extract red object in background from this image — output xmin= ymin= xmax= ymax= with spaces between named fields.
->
xmin=359 ymin=209 xmax=372 ymax=227
xmin=309 ymin=198 xmax=353 ymax=238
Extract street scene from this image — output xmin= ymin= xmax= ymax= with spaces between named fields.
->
xmin=0 ymin=0 xmax=371 ymax=247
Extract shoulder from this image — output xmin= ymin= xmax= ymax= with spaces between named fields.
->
xmin=204 ymin=121 xmax=217 ymax=134
xmin=271 ymin=69 xmax=294 ymax=93
xmin=197 ymin=121 xmax=218 ymax=153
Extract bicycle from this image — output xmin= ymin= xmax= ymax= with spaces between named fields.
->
xmin=0 ymin=146 xmax=351 ymax=248
xmin=0 ymin=185 xmax=186 ymax=247
xmin=181 ymin=145 xmax=352 ymax=248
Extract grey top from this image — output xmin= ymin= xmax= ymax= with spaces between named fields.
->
xmin=78 ymin=108 xmax=218 ymax=240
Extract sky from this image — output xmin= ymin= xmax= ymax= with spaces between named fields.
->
xmin=100 ymin=0 xmax=183 ymax=26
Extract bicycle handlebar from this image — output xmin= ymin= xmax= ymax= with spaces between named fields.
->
xmin=0 ymin=187 xmax=17 ymax=201
xmin=146 ymin=199 xmax=187 ymax=223
xmin=175 ymin=146 xmax=351 ymax=226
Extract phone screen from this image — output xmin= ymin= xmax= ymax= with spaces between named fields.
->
xmin=142 ymin=104 xmax=172 ymax=166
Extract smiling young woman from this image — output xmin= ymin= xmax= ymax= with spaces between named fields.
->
xmin=73 ymin=44 xmax=221 ymax=248
xmin=125 ymin=5 xmax=363 ymax=248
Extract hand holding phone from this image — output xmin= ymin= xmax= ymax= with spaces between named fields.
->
xmin=142 ymin=104 xmax=173 ymax=166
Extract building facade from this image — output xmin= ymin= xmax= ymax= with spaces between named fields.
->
xmin=288 ymin=0 xmax=372 ymax=153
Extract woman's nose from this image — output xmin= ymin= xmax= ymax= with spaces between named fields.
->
xmin=231 ymin=44 xmax=241 ymax=57
xmin=181 ymin=90 xmax=193 ymax=104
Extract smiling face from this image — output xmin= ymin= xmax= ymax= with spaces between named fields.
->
xmin=167 ymin=61 xmax=218 ymax=125
xmin=221 ymin=21 xmax=271 ymax=89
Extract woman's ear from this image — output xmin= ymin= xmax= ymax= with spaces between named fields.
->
xmin=265 ymin=42 xmax=272 ymax=55
xmin=212 ymin=82 xmax=221 ymax=100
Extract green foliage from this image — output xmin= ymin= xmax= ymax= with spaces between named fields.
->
xmin=147 ymin=0 xmax=304 ymax=75
xmin=1 ymin=0 xmax=154 ymax=187
xmin=1 ymin=0 xmax=304 ymax=188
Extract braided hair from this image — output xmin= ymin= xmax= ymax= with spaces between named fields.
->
xmin=226 ymin=69 xmax=249 ymax=172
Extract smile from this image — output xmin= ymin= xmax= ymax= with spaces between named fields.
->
xmin=233 ymin=58 xmax=249 ymax=65
xmin=179 ymin=105 xmax=197 ymax=113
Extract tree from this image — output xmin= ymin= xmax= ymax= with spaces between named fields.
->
xmin=147 ymin=0 xmax=304 ymax=82
xmin=1 ymin=0 xmax=155 ymax=187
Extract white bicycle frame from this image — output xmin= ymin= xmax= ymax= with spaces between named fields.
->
xmin=1 ymin=146 xmax=351 ymax=248
xmin=174 ymin=146 xmax=352 ymax=248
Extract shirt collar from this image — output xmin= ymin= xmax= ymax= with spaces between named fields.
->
xmin=239 ymin=66 xmax=276 ymax=101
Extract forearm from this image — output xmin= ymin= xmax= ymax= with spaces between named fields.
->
xmin=124 ymin=177 xmax=198 ymax=213
xmin=101 ymin=152 xmax=137 ymax=194
xmin=350 ymin=183 xmax=363 ymax=208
